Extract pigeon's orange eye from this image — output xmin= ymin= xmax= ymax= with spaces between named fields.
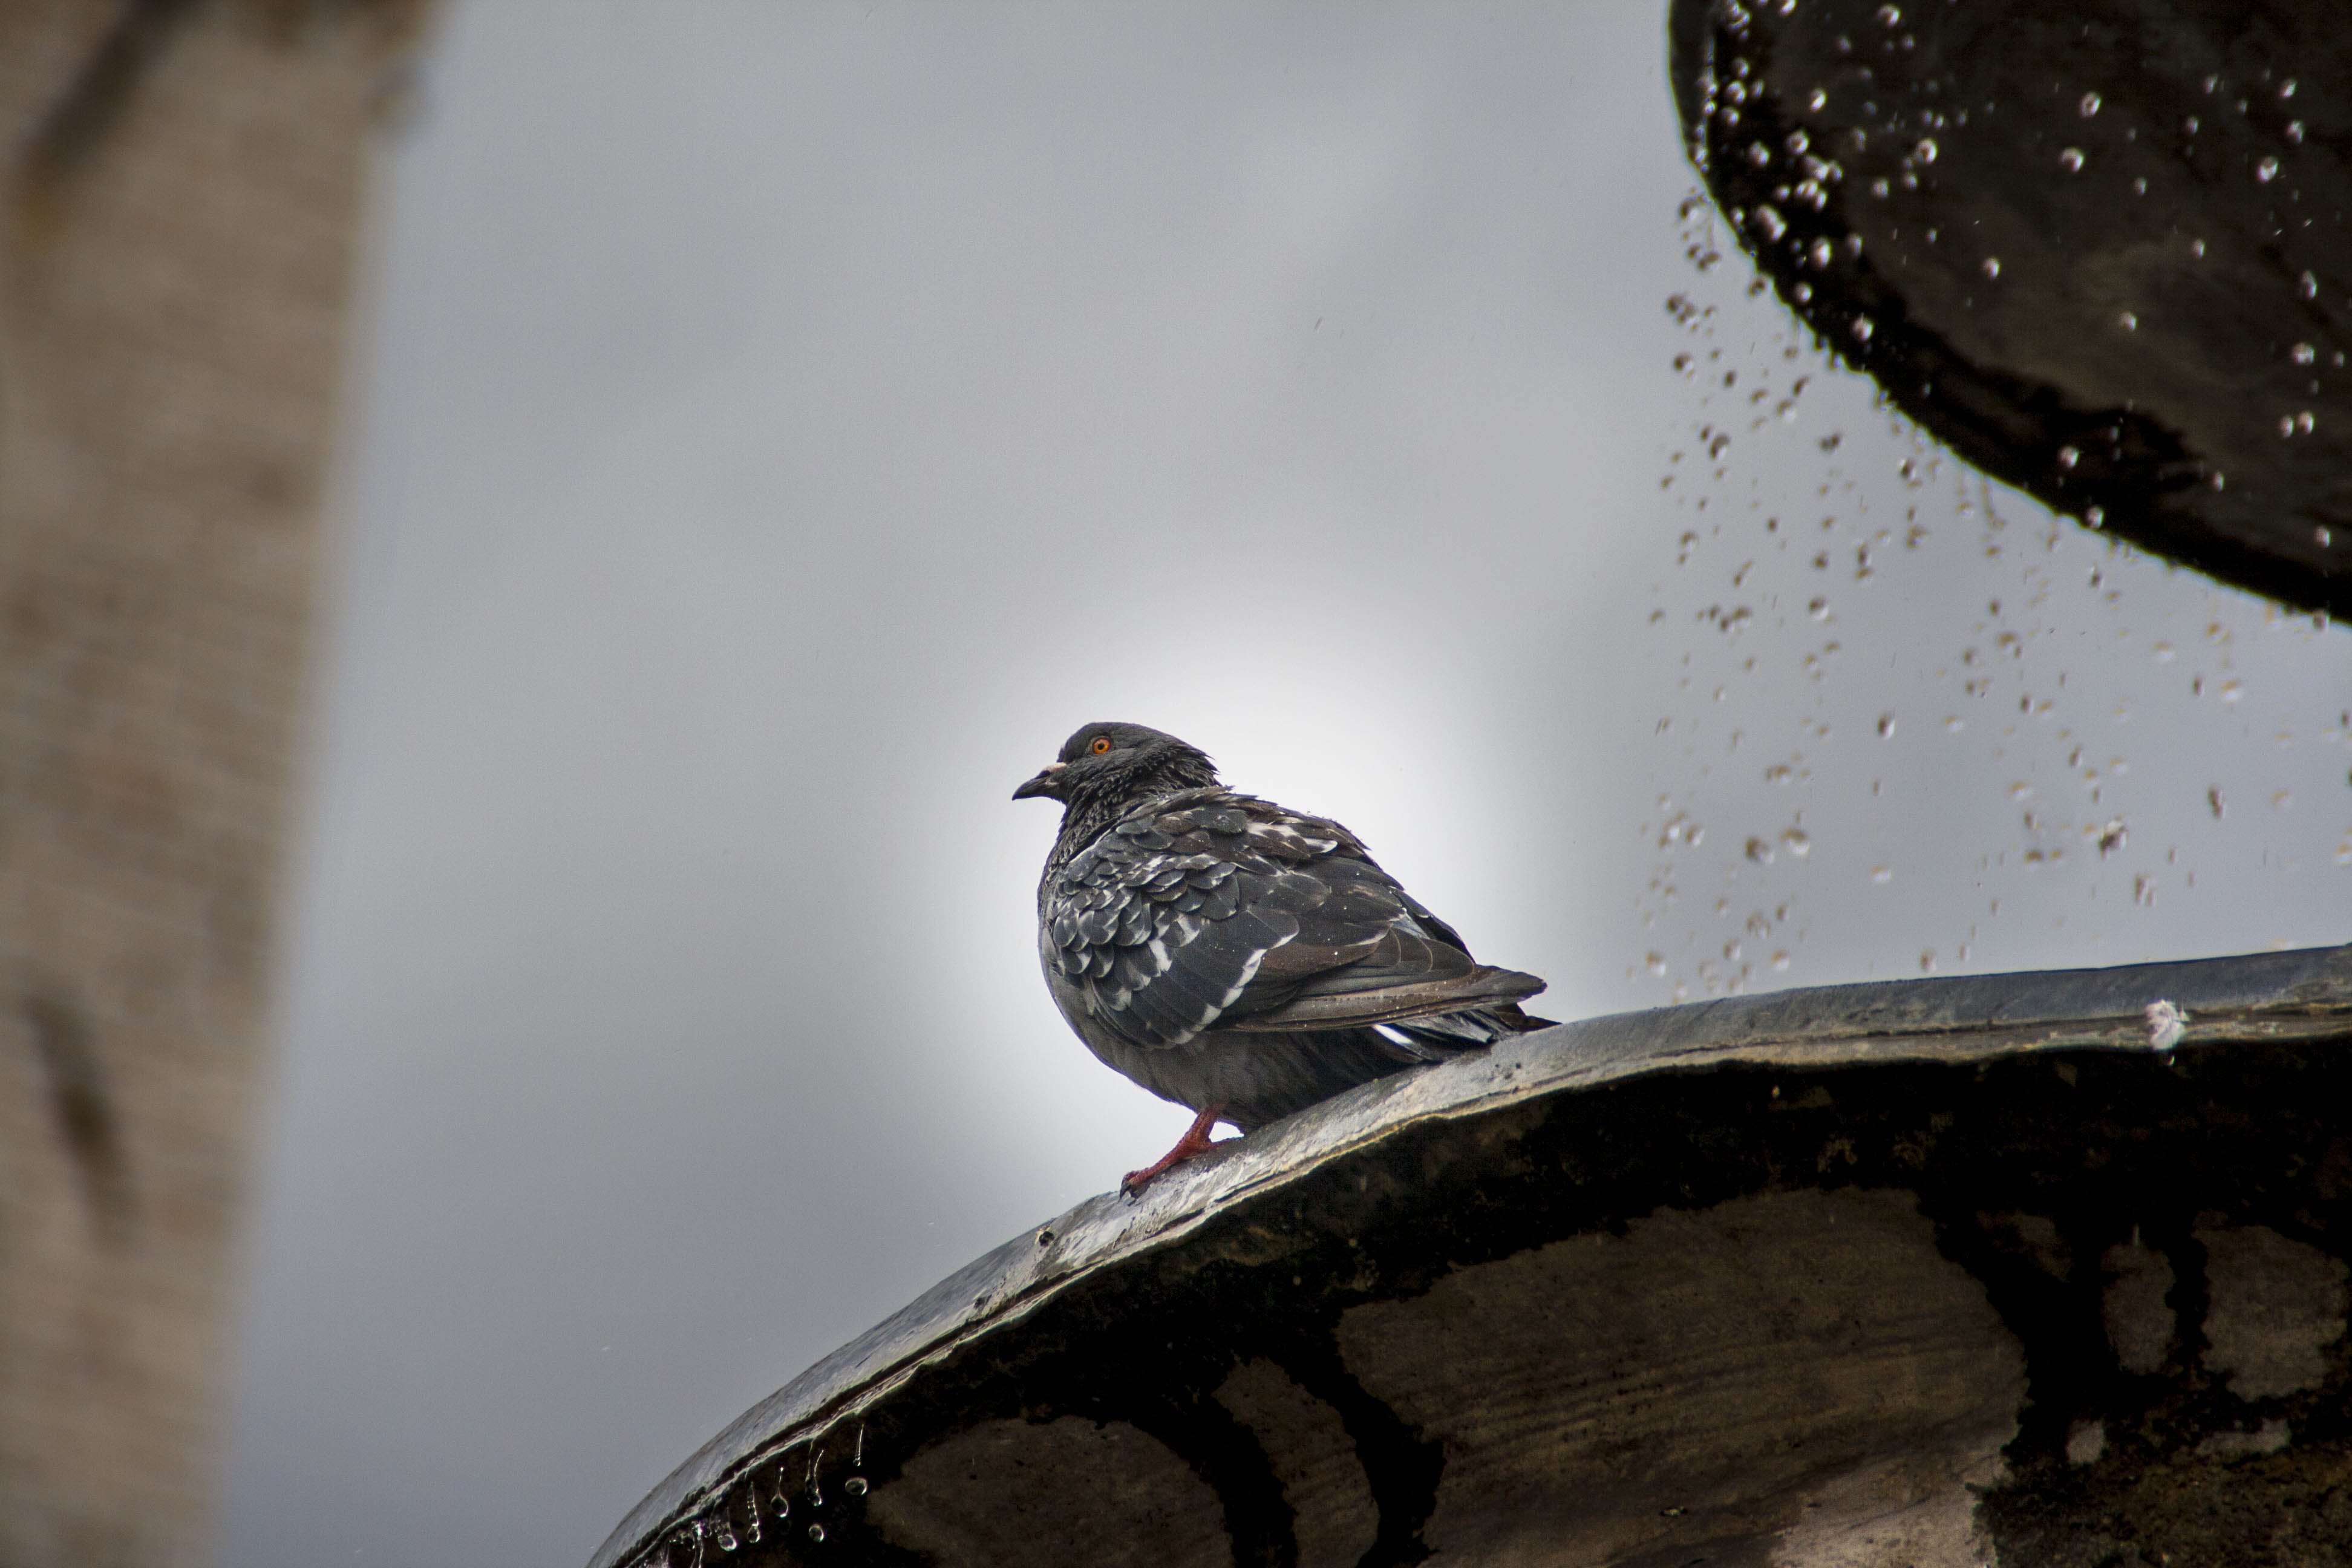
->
xmin=1090 ymin=736 xmax=1112 ymax=754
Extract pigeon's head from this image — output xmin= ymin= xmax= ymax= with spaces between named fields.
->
xmin=1012 ymin=722 xmax=1219 ymax=808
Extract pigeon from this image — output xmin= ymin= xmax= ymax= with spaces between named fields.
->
xmin=1013 ymin=722 xmax=1549 ymax=1194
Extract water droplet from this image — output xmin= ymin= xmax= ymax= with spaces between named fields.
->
xmin=1809 ymin=87 xmax=1828 ymax=111
xmin=1981 ymin=256 xmax=2001 ymax=279
xmin=1851 ymin=315 xmax=1874 ymax=342
xmin=1771 ymin=951 xmax=1791 ymax=972
xmin=1745 ymin=837 xmax=1775 ymax=864
xmin=845 ymin=1477 xmax=868 ymax=1497
xmin=1915 ymin=137 xmax=1938 ymax=163
xmin=2079 ymin=91 xmax=2101 ymax=117
xmin=1870 ymin=175 xmax=1891 ymax=198
xmin=2286 ymin=120 xmax=2305 ymax=144
xmin=2059 ymin=147 xmax=2085 ymax=172
xmin=2190 ymin=238 xmax=2207 ymax=258
xmin=1944 ymin=716 xmax=1964 ymax=732
xmin=2134 ymin=874 xmax=2155 ymax=907
xmin=1809 ymin=237 xmax=1834 ymax=269
xmin=1877 ymin=713 xmax=1896 ymax=737
xmin=2299 ymin=270 xmax=2318 ymax=299
xmin=1808 ymin=596 xmax=1829 ymax=619
xmin=1876 ymin=3 xmax=1901 ymax=24
xmin=2221 ymin=679 xmax=2243 ymax=704
xmin=2097 ymin=819 xmax=2127 ymax=856
xmin=2085 ymin=506 xmax=2105 ymax=528
xmin=808 ymin=1524 xmax=827 ymax=1544
xmin=2298 ymin=410 xmax=2317 ymax=434
xmin=2319 ymin=526 xmax=2335 ymax=548
xmin=2057 ymin=445 xmax=2080 ymax=469
xmin=1647 ymin=952 xmax=1668 ymax=977
xmin=1753 ymin=204 xmax=1787 ymax=240
xmin=1786 ymin=129 xmax=1811 ymax=155
xmin=1780 ymin=828 xmax=1811 ymax=857
xmin=2207 ymin=787 xmax=2227 ymax=820
xmin=1919 ymin=950 xmax=1937 ymax=973
xmin=2116 ymin=310 xmax=2137 ymax=330
xmin=2281 ymin=78 xmax=2298 ymax=99
xmin=2281 ymin=415 xmax=2298 ymax=438
xmin=1748 ymin=141 xmax=1773 ymax=168
xmin=1869 ymin=866 xmax=1893 ymax=884
xmin=2256 ymin=155 xmax=2280 ymax=183
xmin=2292 ymin=342 xmax=2316 ymax=365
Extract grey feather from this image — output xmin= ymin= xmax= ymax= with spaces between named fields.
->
xmin=1019 ymin=722 xmax=1549 ymax=1133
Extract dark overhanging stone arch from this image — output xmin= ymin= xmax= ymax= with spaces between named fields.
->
xmin=1668 ymin=0 xmax=2351 ymax=618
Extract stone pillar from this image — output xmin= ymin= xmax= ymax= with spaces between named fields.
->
xmin=0 ymin=4 xmax=428 ymax=1563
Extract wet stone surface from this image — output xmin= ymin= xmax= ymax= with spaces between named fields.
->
xmin=1668 ymin=0 xmax=2352 ymax=617
xmin=594 ymin=944 xmax=2352 ymax=1567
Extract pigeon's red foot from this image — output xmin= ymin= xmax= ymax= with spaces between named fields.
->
xmin=1120 ymin=1104 xmax=1234 ymax=1197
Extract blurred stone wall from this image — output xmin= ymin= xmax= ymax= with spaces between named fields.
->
xmin=0 ymin=3 xmax=428 ymax=1563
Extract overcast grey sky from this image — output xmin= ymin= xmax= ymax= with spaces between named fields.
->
xmin=217 ymin=4 xmax=2351 ymax=1565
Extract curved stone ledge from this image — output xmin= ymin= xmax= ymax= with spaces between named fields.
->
xmin=593 ymin=943 xmax=2352 ymax=1568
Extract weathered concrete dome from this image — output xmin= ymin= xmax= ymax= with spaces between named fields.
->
xmin=592 ymin=943 xmax=2352 ymax=1567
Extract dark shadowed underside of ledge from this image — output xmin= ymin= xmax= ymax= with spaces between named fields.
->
xmin=595 ymin=943 xmax=2352 ymax=1568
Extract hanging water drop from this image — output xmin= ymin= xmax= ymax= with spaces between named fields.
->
xmin=2079 ymin=91 xmax=2101 ymax=117
xmin=2256 ymin=155 xmax=2279 ymax=183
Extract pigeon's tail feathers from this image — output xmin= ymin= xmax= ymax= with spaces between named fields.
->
xmin=1227 ymin=964 xmax=1546 ymax=1033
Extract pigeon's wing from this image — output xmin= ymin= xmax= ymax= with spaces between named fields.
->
xmin=1041 ymin=788 xmax=1544 ymax=1051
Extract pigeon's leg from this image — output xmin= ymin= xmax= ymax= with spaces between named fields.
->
xmin=1120 ymin=1104 xmax=1233 ymax=1196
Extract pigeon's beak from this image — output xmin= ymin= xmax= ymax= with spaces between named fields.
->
xmin=1011 ymin=760 xmax=1067 ymax=801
